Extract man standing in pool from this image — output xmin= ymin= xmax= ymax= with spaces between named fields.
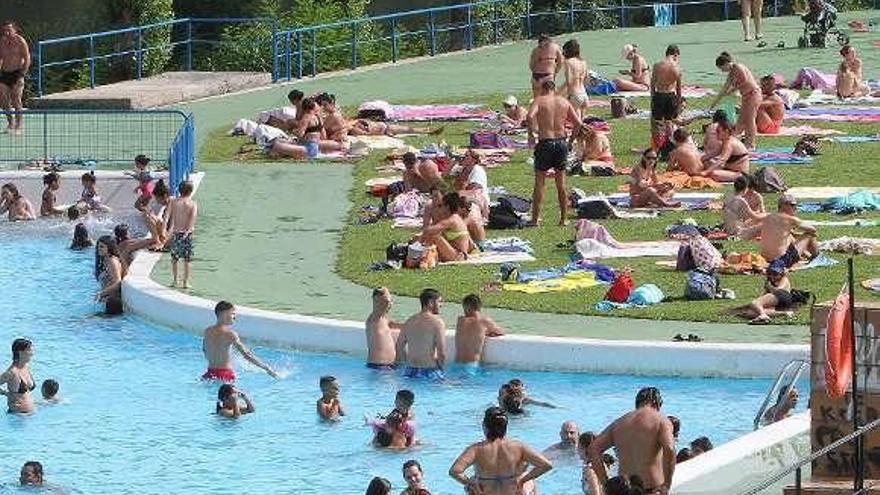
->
xmin=396 ymin=288 xmax=447 ymax=379
xmin=202 ymin=301 xmax=279 ymax=382
xmin=590 ymin=387 xmax=676 ymax=494
xmin=365 ymin=287 xmax=401 ymax=370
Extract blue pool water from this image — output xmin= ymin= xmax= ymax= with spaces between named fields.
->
xmin=0 ymin=231 xmax=800 ymax=494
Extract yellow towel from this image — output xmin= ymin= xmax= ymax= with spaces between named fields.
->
xmin=502 ymin=271 xmax=602 ymax=294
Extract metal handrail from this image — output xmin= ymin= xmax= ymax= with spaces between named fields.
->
xmin=753 ymin=359 xmax=809 ymax=430
xmin=739 ymin=416 xmax=880 ymax=495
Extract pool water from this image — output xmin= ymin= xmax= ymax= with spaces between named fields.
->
xmin=0 ymin=232 xmax=800 ymax=494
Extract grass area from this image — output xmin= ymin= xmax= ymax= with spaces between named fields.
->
xmin=201 ymin=92 xmax=880 ymax=325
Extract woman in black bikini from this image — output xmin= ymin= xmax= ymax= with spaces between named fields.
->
xmin=701 ymin=119 xmax=750 ymax=182
xmin=295 ymin=98 xmax=343 ymax=158
xmin=1 ymin=338 xmax=36 ymax=414
xmin=449 ymin=407 xmax=552 ymax=495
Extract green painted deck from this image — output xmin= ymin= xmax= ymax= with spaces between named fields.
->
xmin=152 ymin=13 xmax=880 ymax=343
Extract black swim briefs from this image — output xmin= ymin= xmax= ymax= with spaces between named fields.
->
xmin=534 ymin=138 xmax=568 ymax=172
xmin=0 ymin=69 xmax=24 ymax=88
xmin=651 ymin=91 xmax=680 ymax=121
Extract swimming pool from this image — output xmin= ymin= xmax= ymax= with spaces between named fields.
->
xmin=0 ymin=231 xmax=801 ymax=494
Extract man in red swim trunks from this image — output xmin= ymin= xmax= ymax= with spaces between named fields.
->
xmin=202 ymin=300 xmax=279 ymax=381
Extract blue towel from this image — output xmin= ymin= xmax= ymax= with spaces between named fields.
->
xmin=824 ymin=190 xmax=880 ymax=214
xmin=797 ymin=202 xmax=823 ymax=213
xmin=653 ymin=3 xmax=673 ymax=27
xmin=801 ymin=253 xmax=839 ymax=269
xmin=826 ymin=135 xmax=880 ymax=143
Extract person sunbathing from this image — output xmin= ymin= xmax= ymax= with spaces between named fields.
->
xmin=295 ymin=98 xmax=343 ymax=158
xmin=836 ymin=45 xmax=870 ymax=99
xmin=348 ymin=119 xmax=442 ymax=137
xmin=722 ymin=175 xmax=766 ymax=235
xmin=316 ymin=93 xmax=348 ymax=141
xmin=403 ymin=152 xmax=443 ymax=193
xmin=700 ymin=110 xmax=728 ymax=164
xmin=754 ymin=195 xmax=818 ymax=269
xmin=756 ymin=75 xmax=785 ymax=135
xmin=419 ymin=192 xmax=474 ymax=262
xmin=500 ymin=95 xmax=528 ymax=128
xmin=667 ymin=128 xmax=704 ymax=176
xmin=258 ymin=89 xmax=303 ymax=132
xmin=701 ymin=119 xmax=749 ymax=182
xmin=747 ymin=261 xmax=795 ymax=324
xmin=613 ymin=44 xmax=650 ymax=92
xmin=629 ymin=150 xmax=680 ymax=208
xmin=571 ymin=125 xmax=613 ymax=164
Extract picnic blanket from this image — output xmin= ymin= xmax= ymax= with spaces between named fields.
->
xmin=608 ymin=85 xmax=716 ymax=98
xmin=576 ymin=238 xmax=680 ymax=259
xmin=502 ymin=270 xmax=605 ymax=294
xmin=787 ymin=107 xmax=880 ymax=122
xmin=823 ymin=135 xmax=880 ymax=143
xmin=616 ymin=172 xmax=721 ymax=193
xmin=750 ymin=150 xmax=813 ymax=165
xmin=441 ymin=251 xmax=535 ymax=265
xmin=759 ymin=125 xmax=845 ymax=137
xmin=788 ymin=187 xmax=880 ymax=200
xmin=391 ymin=104 xmax=494 ymax=122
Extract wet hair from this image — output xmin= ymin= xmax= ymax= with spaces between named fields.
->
xmin=365 ymin=477 xmax=392 ymax=495
xmin=541 ymin=79 xmax=556 ymax=92
xmin=178 ymin=180 xmax=194 ymax=196
xmin=563 ymin=39 xmax=580 ymax=58
xmin=42 ymin=172 xmax=59 ymax=186
xmin=578 ymin=432 xmax=597 ymax=452
xmin=676 ymin=447 xmax=694 ymax=463
xmin=715 ymin=51 xmax=733 ymax=68
xmin=94 ymin=235 xmax=120 ymax=280
xmin=635 ymin=387 xmax=663 ymax=409
xmin=734 ymin=174 xmax=750 ymax=193
xmin=42 ymin=379 xmax=59 ymax=398
xmin=396 ymin=389 xmax=415 ymax=406
xmin=716 ymin=118 xmax=735 ymax=134
xmin=216 ymin=384 xmax=235 ymax=412
xmin=372 ymin=287 xmax=387 ymax=298
xmin=672 ymin=128 xmax=690 ymax=143
xmin=538 ymin=33 xmax=551 ymax=43
xmin=1 ymin=182 xmax=20 ymax=199
xmin=690 ymin=436 xmax=713 ymax=453
xmin=134 ymin=154 xmax=150 ymax=166
xmin=152 ymin=179 xmax=169 ymax=199
xmin=508 ymin=378 xmax=523 ymax=388
xmin=288 ymin=89 xmax=304 ymax=103
xmin=402 ymin=459 xmax=422 ymax=473
xmin=462 ymin=293 xmax=481 ymax=312
xmin=441 ymin=192 xmax=464 ymax=212
xmin=604 ymin=475 xmax=645 ymax=495
xmin=666 ymin=44 xmax=680 ymax=56
xmin=113 ymin=224 xmax=130 ymax=243
xmin=70 ymin=223 xmax=92 ymax=250
xmin=418 ymin=288 xmax=441 ymax=309
xmin=81 ymin=171 xmax=96 ymax=185
xmin=374 ymin=428 xmax=393 ymax=447
xmin=502 ymin=394 xmax=524 ymax=415
xmin=668 ymin=415 xmax=681 ymax=438
xmin=711 ymin=109 xmax=729 ymax=124
xmin=21 ymin=461 xmax=42 ymax=484
xmin=319 ymin=375 xmax=337 ymax=389
xmin=483 ymin=406 xmax=509 ymax=439
xmin=214 ymin=300 xmax=234 ymax=316
xmin=402 ymin=152 xmax=417 ymax=166
xmin=12 ymin=338 xmax=32 ymax=363
xmin=776 ymin=385 xmax=794 ymax=404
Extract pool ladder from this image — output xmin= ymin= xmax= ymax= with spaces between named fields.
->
xmin=753 ymin=359 xmax=809 ymax=430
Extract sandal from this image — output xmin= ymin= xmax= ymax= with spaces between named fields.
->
xmin=672 ymin=334 xmax=686 ymax=342
xmin=687 ymin=334 xmax=703 ymax=342
xmin=749 ymin=315 xmax=772 ymax=325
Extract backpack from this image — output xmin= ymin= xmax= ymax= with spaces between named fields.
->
xmin=684 ymin=269 xmax=719 ymax=300
xmin=577 ymin=199 xmax=615 ymax=219
xmin=753 ymin=167 xmax=787 ymax=193
xmin=793 ymin=136 xmax=820 ymax=156
xmin=605 ymin=273 xmax=635 ymax=302
xmin=488 ymin=201 xmax=524 ymax=229
xmin=498 ymin=195 xmax=531 ymax=213
xmin=628 ymin=284 xmax=664 ymax=305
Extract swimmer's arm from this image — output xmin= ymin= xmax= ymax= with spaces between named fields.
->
xmin=395 ymin=327 xmax=407 ymax=364
xmin=589 ymin=427 xmax=613 ymax=483
xmin=524 ymin=397 xmax=557 ymax=408
xmin=660 ymin=414 xmax=676 ymax=493
xmin=240 ymin=391 xmax=255 ymax=414
xmin=519 ymin=443 xmax=553 ymax=485
xmin=483 ymin=316 xmax=505 ymax=337
xmin=336 ymin=399 xmax=345 ymax=416
xmin=233 ymin=336 xmax=279 ymax=378
xmin=449 ymin=445 xmax=477 ymax=487
xmin=435 ymin=322 xmax=447 ymax=369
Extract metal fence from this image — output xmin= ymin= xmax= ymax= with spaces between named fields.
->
xmin=0 ymin=110 xmax=195 ymax=194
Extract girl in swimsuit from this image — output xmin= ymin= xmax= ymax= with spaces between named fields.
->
xmin=94 ymin=235 xmax=125 ymax=315
xmin=0 ymin=182 xmax=35 ymax=221
xmin=710 ymin=52 xmax=761 ymax=149
xmin=628 ymin=150 xmax=680 ymax=208
xmin=450 ymin=407 xmax=553 ymax=495
xmin=295 ymin=98 xmax=344 ymax=157
xmin=702 ymin=118 xmax=750 ymax=182
xmin=401 ymin=460 xmax=432 ymax=495
xmin=748 ymin=262 xmax=794 ymax=324
xmin=1 ymin=338 xmax=36 ymax=414
xmin=756 ymin=75 xmax=785 ymax=135
xmin=836 ymin=46 xmax=869 ymax=99
xmin=40 ymin=173 xmax=64 ymax=217
xmin=420 ymin=192 xmax=474 ymax=262
xmin=577 ymin=432 xmax=604 ymax=495
xmin=216 ymin=384 xmax=255 ymax=419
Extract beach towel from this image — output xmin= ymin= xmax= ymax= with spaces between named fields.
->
xmin=820 ymin=237 xmax=880 ymax=255
xmin=594 ymin=284 xmax=664 ymax=311
xmin=480 ymin=237 xmax=534 ymax=254
xmin=750 ymin=150 xmax=813 ymax=165
xmin=788 ymin=186 xmax=880 ymax=200
xmin=575 ymin=219 xmax=622 ymax=247
xmin=616 ymin=172 xmax=721 ymax=193
xmin=608 ymin=85 xmax=716 ymax=98
xmin=514 ymin=262 xmax=615 ymax=284
xmin=823 ymin=135 xmax=880 ymax=143
xmin=392 ymin=217 xmax=423 ymax=229
xmin=805 ymin=219 xmax=877 ymax=227
xmin=824 ymin=190 xmax=880 ymax=214
xmin=759 ymin=125 xmax=845 ymax=137
xmin=790 ymin=67 xmax=837 ymax=91
xmin=441 ymin=251 xmax=535 ymax=265
xmin=803 ymin=89 xmax=880 ymax=106
xmin=503 ymin=270 xmax=605 ymax=294
xmin=787 ymin=107 xmax=880 ymax=122
xmin=391 ymin=104 xmax=494 ymax=122
xmin=576 ymin=238 xmax=680 ymax=259
xmin=792 ymin=253 xmax=839 ymax=270
xmin=347 ymin=135 xmax=406 ymax=150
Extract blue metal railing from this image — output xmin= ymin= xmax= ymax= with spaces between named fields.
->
xmin=36 ymin=17 xmax=277 ymax=96
xmin=168 ymin=113 xmax=195 ymax=196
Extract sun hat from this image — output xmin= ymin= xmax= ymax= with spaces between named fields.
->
xmin=503 ymin=95 xmax=518 ymax=107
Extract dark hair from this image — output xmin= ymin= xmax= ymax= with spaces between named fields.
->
xmin=538 ymin=33 xmax=551 ymax=43
xmin=217 ymin=384 xmax=235 ymax=412
xmin=113 ymin=224 xmax=130 ymax=243
xmin=760 ymin=74 xmax=776 ymax=87
xmin=508 ymin=378 xmax=523 ymax=388
xmin=666 ymin=44 xmax=680 ymax=56
xmin=301 ymin=98 xmax=318 ymax=112
xmin=316 ymin=92 xmax=336 ymax=105
xmin=578 ymin=432 xmax=597 ymax=451
xmin=676 ymin=447 xmax=694 ymax=463
xmin=365 ymin=477 xmax=392 ymax=495
xmin=152 ymin=179 xmax=169 ymax=198
xmin=43 ymin=172 xmax=59 ymax=186
xmin=462 ymin=294 xmax=481 ymax=311
xmin=1 ymin=182 xmax=20 ymax=199
xmin=715 ymin=51 xmax=733 ymax=68
xmin=71 ymin=223 xmax=92 ymax=250
xmin=690 ymin=436 xmax=713 ymax=452
xmin=563 ymin=39 xmax=580 ymax=58
xmin=81 ymin=171 xmax=96 ymax=184
xmin=178 ymin=181 xmax=194 ymax=196
xmin=711 ymin=109 xmax=729 ymax=124
xmin=21 ymin=461 xmax=43 ymax=483
xmin=135 ymin=154 xmax=150 ymax=166
xmin=541 ymin=79 xmax=556 ymax=92
xmin=483 ymin=406 xmax=509 ymax=439
xmin=42 ymin=379 xmax=59 ymax=397
xmin=716 ymin=118 xmax=735 ymax=133
xmin=402 ymin=459 xmax=422 ymax=473
xmin=288 ymin=89 xmax=304 ymax=103
xmin=502 ymin=394 xmax=524 ymax=415
xmin=374 ymin=428 xmax=393 ymax=447
xmin=672 ymin=128 xmax=690 ymax=143
xmin=396 ymin=389 xmax=415 ymax=405
xmin=734 ymin=174 xmax=750 ymax=193
xmin=776 ymin=385 xmax=794 ymax=404
xmin=441 ymin=192 xmax=464 ymax=212
xmin=668 ymin=415 xmax=681 ymax=438
xmin=372 ymin=287 xmax=387 ymax=298
xmin=319 ymin=375 xmax=337 ymax=388
xmin=604 ymin=475 xmax=644 ymax=495
xmin=603 ymin=453 xmax=616 ymax=466
xmin=12 ymin=338 xmax=32 ymax=363
xmin=635 ymin=387 xmax=663 ymax=409
xmin=840 ymin=45 xmax=852 ymax=56
xmin=2 ymin=21 xmax=19 ymax=32
xmin=418 ymin=288 xmax=441 ymax=309
xmin=402 ymin=152 xmax=417 ymax=166
xmin=94 ymin=235 xmax=120 ymax=280
xmin=214 ymin=300 xmax=234 ymax=316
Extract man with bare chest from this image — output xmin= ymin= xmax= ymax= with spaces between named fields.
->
xmin=0 ymin=21 xmax=30 ymax=134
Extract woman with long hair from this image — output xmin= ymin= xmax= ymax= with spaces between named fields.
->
xmin=709 ymin=52 xmax=761 ymax=149
xmin=94 ymin=235 xmax=125 ymax=315
xmin=0 ymin=338 xmax=36 ymax=414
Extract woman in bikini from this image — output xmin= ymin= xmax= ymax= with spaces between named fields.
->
xmin=560 ymin=39 xmax=589 ymax=120
xmin=0 ymin=182 xmax=35 ymax=221
xmin=449 ymin=407 xmax=553 ymax=495
xmin=710 ymin=52 xmax=761 ymax=149
xmin=420 ymin=192 xmax=474 ymax=262
xmin=295 ymin=98 xmax=343 ymax=158
xmin=571 ymin=125 xmax=613 ymax=165
xmin=756 ymin=75 xmax=785 ymax=135
xmin=629 ymin=150 xmax=680 ymax=208
xmin=94 ymin=235 xmax=125 ymax=315
xmin=702 ymin=118 xmax=750 ymax=182
xmin=836 ymin=45 xmax=869 ymax=99
xmin=1 ymin=338 xmax=36 ymax=414
xmin=748 ymin=261 xmax=795 ymax=324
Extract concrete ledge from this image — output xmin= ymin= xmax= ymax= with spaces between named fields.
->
xmin=673 ymin=412 xmax=811 ymax=494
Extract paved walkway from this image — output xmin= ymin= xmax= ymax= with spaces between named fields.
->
xmin=151 ymin=13 xmax=880 ymax=343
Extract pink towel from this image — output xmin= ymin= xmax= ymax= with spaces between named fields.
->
xmin=790 ymin=67 xmax=836 ymax=91
xmin=391 ymin=104 xmax=494 ymax=121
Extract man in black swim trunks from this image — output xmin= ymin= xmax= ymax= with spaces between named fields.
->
xmin=650 ymin=45 xmax=682 ymax=125
xmin=0 ymin=21 xmax=29 ymax=134
xmin=757 ymin=194 xmax=818 ymax=269
xmin=528 ymin=34 xmax=563 ymax=97
xmin=527 ymin=80 xmax=583 ymax=226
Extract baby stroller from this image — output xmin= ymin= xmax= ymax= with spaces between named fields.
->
xmin=799 ymin=0 xmax=849 ymax=48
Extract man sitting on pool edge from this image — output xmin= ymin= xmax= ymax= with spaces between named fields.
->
xmin=202 ymin=300 xmax=279 ymax=382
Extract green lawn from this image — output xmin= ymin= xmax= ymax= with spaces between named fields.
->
xmin=200 ymin=92 xmax=880 ymax=325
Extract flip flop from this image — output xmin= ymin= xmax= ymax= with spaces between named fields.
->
xmin=672 ymin=334 xmax=686 ymax=342
xmin=749 ymin=315 xmax=771 ymax=325
xmin=687 ymin=334 xmax=704 ymax=342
